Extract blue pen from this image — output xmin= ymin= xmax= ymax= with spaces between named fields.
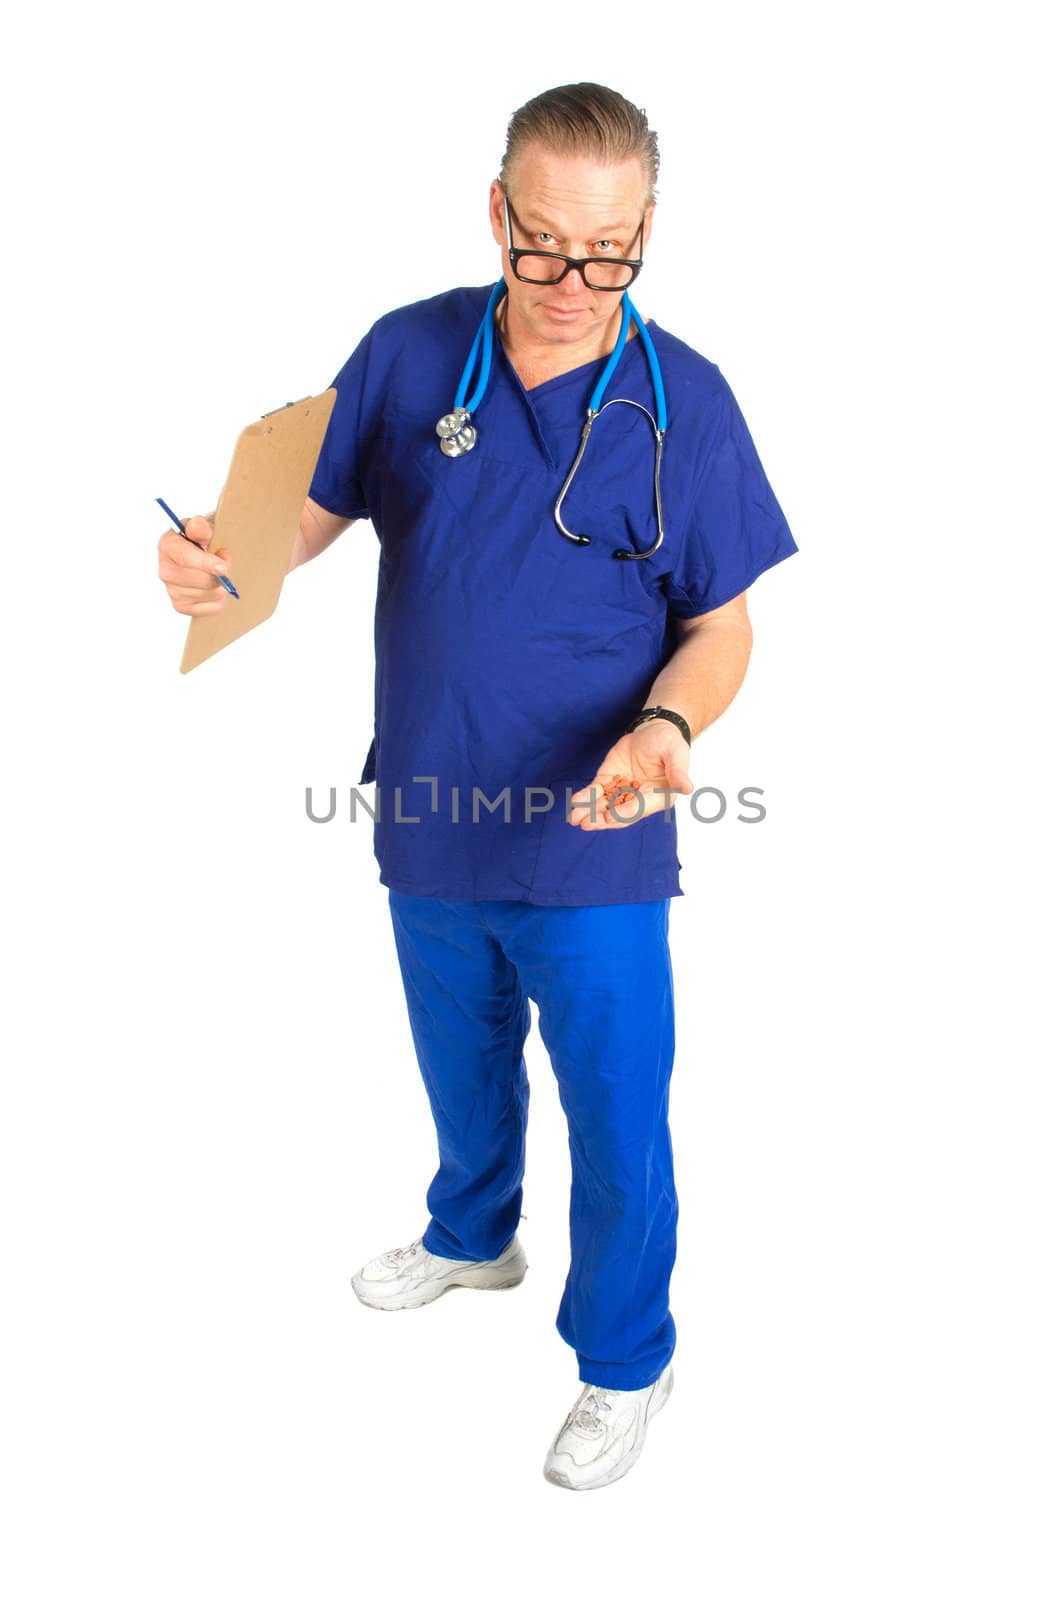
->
xmin=156 ymin=496 xmax=240 ymax=599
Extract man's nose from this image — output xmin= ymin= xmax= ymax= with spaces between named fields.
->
xmin=558 ymin=262 xmax=588 ymax=297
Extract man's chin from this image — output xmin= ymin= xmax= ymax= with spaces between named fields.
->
xmin=539 ymin=306 xmax=590 ymax=325
xmin=535 ymin=308 xmax=593 ymax=338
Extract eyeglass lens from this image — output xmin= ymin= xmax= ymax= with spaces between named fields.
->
xmin=514 ymin=255 xmax=636 ymax=288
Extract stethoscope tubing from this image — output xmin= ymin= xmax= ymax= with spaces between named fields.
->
xmin=453 ymin=278 xmax=507 ymax=416
xmin=554 ymin=397 xmax=665 ymax=559
xmin=443 ymin=277 xmax=668 ymax=558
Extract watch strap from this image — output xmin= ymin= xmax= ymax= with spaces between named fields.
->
xmin=624 ymin=705 xmax=692 ymax=746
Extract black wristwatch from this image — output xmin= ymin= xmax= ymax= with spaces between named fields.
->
xmin=624 ymin=705 xmax=692 ymax=746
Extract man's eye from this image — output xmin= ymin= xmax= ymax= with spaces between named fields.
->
xmin=594 ymin=240 xmax=616 ymax=252
xmin=536 ymin=232 xmax=555 ymax=245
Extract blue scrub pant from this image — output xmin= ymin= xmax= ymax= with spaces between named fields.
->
xmin=386 ymin=889 xmax=679 ymax=1391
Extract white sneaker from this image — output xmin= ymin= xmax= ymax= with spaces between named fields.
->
xmin=351 ymin=1233 xmax=528 ymax=1310
xmin=543 ymin=1362 xmax=675 ymax=1490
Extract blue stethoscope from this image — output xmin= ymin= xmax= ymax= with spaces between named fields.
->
xmin=434 ymin=277 xmax=668 ymax=559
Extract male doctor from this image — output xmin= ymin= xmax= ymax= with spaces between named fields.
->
xmin=158 ymin=82 xmax=798 ymax=1491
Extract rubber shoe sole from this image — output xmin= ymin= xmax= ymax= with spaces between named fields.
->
xmin=351 ymin=1235 xmax=528 ymax=1311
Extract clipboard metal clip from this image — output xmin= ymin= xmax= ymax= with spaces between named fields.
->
xmin=261 ymin=396 xmax=313 ymax=419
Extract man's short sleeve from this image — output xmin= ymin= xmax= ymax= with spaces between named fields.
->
xmin=307 ymin=329 xmax=375 ymax=521
xmin=664 ymin=371 xmax=798 ymax=618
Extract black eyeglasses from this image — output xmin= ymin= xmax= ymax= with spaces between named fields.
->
xmin=503 ymin=195 xmax=644 ymax=292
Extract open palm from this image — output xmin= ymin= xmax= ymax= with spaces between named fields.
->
xmin=567 ymin=722 xmax=695 ymax=831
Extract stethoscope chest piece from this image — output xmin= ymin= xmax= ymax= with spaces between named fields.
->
xmin=436 ymin=407 xmax=477 ymax=457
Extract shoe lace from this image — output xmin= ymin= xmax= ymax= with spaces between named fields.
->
xmin=571 ymin=1388 xmax=613 ymax=1435
xmin=382 ymin=1238 xmax=422 ymax=1266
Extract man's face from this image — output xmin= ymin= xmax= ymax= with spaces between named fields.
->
xmin=489 ymin=141 xmax=654 ymax=348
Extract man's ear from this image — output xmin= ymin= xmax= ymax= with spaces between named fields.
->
xmin=488 ymin=181 xmax=506 ymax=248
xmin=641 ymin=204 xmax=656 ymax=252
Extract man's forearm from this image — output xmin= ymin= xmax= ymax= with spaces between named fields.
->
xmin=287 ymin=498 xmax=353 ymax=573
xmin=642 ymin=616 xmax=753 ymax=742
xmin=287 ymin=527 xmax=309 ymax=572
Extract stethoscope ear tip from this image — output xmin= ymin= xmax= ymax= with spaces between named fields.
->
xmin=613 ymin=541 xmax=659 ymax=560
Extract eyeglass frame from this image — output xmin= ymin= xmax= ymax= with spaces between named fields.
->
xmin=502 ymin=193 xmax=645 ymax=292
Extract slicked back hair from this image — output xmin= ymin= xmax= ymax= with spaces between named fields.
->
xmin=499 ymin=83 xmax=659 ymax=211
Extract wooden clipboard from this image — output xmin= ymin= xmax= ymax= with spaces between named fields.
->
xmin=180 ymin=386 xmax=338 ymax=673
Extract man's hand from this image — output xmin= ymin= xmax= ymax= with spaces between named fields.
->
xmin=567 ymin=720 xmax=695 ymax=830
xmin=157 ymin=513 xmax=233 ymax=616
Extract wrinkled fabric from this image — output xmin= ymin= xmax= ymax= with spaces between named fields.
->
xmin=388 ymin=888 xmax=678 ymax=1390
xmin=310 ymin=283 xmax=798 ymax=906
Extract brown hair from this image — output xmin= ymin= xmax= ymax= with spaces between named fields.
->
xmin=499 ymin=83 xmax=659 ymax=210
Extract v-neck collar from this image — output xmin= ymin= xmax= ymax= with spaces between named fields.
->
xmin=489 ymin=295 xmax=654 ymax=470
xmin=494 ymin=293 xmax=650 ymax=398
xmin=513 ymin=332 xmax=646 ymax=399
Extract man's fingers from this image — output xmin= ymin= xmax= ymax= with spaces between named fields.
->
xmin=568 ymin=776 xmax=619 ymax=823
xmin=173 ymin=596 xmax=228 ymax=616
xmin=159 ymin=558 xmax=225 ymax=590
xmin=183 ymin=514 xmax=216 ymax=545
xmin=574 ymin=779 xmax=654 ymax=830
xmin=169 ymin=580 xmax=229 ymax=604
xmin=174 ymin=539 xmax=229 ymax=574
xmin=158 ymin=528 xmax=228 ymax=569
xmin=666 ymin=764 xmax=695 ymax=795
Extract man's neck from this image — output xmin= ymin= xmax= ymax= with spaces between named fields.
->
xmin=495 ymin=295 xmax=637 ymax=391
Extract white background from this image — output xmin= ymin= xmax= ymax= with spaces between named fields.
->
xmin=3 ymin=1 xmax=1060 ymax=1594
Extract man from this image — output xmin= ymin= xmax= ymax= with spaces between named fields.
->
xmin=158 ymin=83 xmax=798 ymax=1491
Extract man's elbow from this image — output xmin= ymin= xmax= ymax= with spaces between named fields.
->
xmin=294 ymin=497 xmax=354 ymax=569
xmin=676 ymin=590 xmax=753 ymax=644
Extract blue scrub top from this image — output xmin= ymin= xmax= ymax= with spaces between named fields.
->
xmin=308 ymin=283 xmax=798 ymax=906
